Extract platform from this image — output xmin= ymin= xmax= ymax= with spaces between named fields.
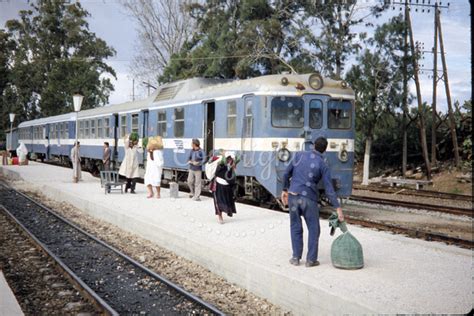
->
xmin=0 ymin=271 xmax=24 ymax=316
xmin=0 ymin=162 xmax=472 ymax=314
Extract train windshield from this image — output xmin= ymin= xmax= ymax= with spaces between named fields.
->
xmin=328 ymin=100 xmax=352 ymax=129
xmin=309 ymin=100 xmax=323 ymax=129
xmin=271 ymin=96 xmax=304 ymax=128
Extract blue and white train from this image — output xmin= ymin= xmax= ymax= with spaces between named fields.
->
xmin=13 ymin=73 xmax=355 ymax=206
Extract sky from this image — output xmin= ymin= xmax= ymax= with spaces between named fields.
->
xmin=0 ymin=0 xmax=471 ymax=112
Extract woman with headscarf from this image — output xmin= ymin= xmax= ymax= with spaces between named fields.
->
xmin=144 ymin=136 xmax=164 ymax=199
xmin=211 ymin=151 xmax=239 ymax=224
xmin=16 ymin=142 xmax=28 ymax=165
xmin=119 ymin=135 xmax=143 ymax=193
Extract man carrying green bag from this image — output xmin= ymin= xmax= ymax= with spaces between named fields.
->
xmin=281 ymin=137 xmax=345 ymax=267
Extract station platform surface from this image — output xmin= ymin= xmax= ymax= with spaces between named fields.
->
xmin=0 ymin=271 xmax=24 ymax=316
xmin=0 ymin=162 xmax=472 ymax=314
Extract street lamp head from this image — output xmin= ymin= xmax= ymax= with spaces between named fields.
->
xmin=73 ymin=94 xmax=84 ymax=112
xmin=9 ymin=113 xmax=15 ymax=123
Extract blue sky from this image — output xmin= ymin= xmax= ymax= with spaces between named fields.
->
xmin=0 ymin=0 xmax=471 ymax=111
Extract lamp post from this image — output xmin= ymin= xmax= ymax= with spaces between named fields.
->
xmin=9 ymin=113 xmax=15 ymax=152
xmin=73 ymin=94 xmax=83 ymax=182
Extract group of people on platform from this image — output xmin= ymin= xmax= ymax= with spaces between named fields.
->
xmin=70 ymin=136 xmax=239 ymax=225
xmin=8 ymin=135 xmax=343 ymax=266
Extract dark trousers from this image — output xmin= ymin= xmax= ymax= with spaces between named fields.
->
xmin=125 ymin=178 xmax=136 ymax=192
xmin=289 ymin=194 xmax=320 ymax=262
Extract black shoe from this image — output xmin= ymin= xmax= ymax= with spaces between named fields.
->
xmin=305 ymin=260 xmax=320 ymax=267
xmin=289 ymin=258 xmax=300 ymax=266
xmin=130 ymin=190 xmax=136 ymax=194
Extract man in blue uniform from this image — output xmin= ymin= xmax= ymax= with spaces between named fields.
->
xmin=281 ymin=137 xmax=344 ymax=267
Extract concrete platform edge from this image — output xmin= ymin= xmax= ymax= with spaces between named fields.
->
xmin=1 ymin=167 xmax=376 ymax=314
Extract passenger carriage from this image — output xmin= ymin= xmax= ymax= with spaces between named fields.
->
xmin=14 ymin=73 xmax=355 ymax=206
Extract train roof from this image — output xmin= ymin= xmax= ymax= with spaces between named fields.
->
xmin=150 ymin=73 xmax=354 ymax=109
xmin=17 ymin=73 xmax=354 ymax=127
xmin=18 ymin=112 xmax=76 ymax=128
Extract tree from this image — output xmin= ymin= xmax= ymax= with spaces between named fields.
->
xmin=297 ymin=1 xmax=387 ymax=79
xmin=0 ymin=30 xmax=19 ymax=141
xmin=120 ymin=0 xmax=194 ymax=85
xmin=4 ymin=0 xmax=116 ymax=119
xmin=160 ymin=0 xmax=309 ymax=83
xmin=346 ymin=16 xmax=405 ymax=185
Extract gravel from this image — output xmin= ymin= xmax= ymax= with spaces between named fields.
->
xmin=0 ymin=186 xmax=215 ymax=315
xmin=5 ymin=185 xmax=288 ymax=315
xmin=0 ymin=210 xmax=99 ymax=315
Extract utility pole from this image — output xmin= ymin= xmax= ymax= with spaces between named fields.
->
xmin=431 ymin=2 xmax=438 ymax=165
xmin=436 ymin=10 xmax=460 ymax=168
xmin=407 ymin=8 xmax=432 ymax=180
xmin=401 ymin=1 xmax=409 ymax=177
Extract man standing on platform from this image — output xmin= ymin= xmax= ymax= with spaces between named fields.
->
xmin=187 ymin=138 xmax=204 ymax=201
xmin=103 ymin=142 xmax=111 ymax=171
xmin=71 ymin=141 xmax=82 ymax=183
xmin=281 ymin=137 xmax=344 ymax=267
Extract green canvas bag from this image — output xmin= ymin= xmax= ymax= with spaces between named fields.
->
xmin=329 ymin=213 xmax=364 ymax=270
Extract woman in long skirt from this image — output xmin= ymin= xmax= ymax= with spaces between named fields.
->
xmin=211 ymin=152 xmax=238 ymax=224
xmin=144 ymin=136 xmax=164 ymax=199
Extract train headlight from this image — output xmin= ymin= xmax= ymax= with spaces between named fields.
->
xmin=338 ymin=149 xmax=349 ymax=162
xmin=277 ymin=148 xmax=291 ymax=162
xmin=308 ymin=73 xmax=324 ymax=90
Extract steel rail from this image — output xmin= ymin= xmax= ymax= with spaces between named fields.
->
xmin=349 ymin=195 xmax=473 ymax=217
xmin=353 ymin=184 xmax=472 ymax=202
xmin=0 ymin=204 xmax=118 ymax=316
xmin=0 ymin=182 xmax=225 ymax=316
xmin=343 ymin=215 xmax=473 ymax=249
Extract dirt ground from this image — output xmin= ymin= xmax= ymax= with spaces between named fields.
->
xmin=353 ymin=162 xmax=472 ymax=196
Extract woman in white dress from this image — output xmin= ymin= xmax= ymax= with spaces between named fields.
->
xmin=144 ymin=136 xmax=164 ymax=199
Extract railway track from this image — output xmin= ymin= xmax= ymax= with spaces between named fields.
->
xmin=349 ymin=195 xmax=473 ymax=218
xmin=340 ymin=216 xmax=473 ymax=249
xmin=0 ymin=182 xmax=224 ymax=315
xmin=353 ymin=184 xmax=472 ymax=202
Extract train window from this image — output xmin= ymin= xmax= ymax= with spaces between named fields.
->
xmin=174 ymin=108 xmax=184 ymax=137
xmin=131 ymin=114 xmax=139 ymax=134
xmin=104 ymin=118 xmax=110 ymax=138
xmin=85 ymin=120 xmax=90 ymax=138
xmin=120 ymin=115 xmax=127 ymax=137
xmin=79 ymin=121 xmax=84 ymax=138
xmin=328 ymin=100 xmax=352 ymax=129
xmin=309 ymin=100 xmax=323 ymax=129
xmin=64 ymin=122 xmax=69 ymax=139
xmin=244 ymin=99 xmax=253 ymax=137
xmin=157 ymin=111 xmax=167 ymax=137
xmin=90 ymin=119 xmax=96 ymax=138
xmin=271 ymin=96 xmax=304 ymax=128
xmin=227 ymin=101 xmax=237 ymax=136
xmin=51 ymin=124 xmax=55 ymax=139
xmin=97 ymin=119 xmax=103 ymax=138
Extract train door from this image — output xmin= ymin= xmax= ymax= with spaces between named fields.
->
xmin=113 ymin=113 xmax=119 ymax=168
xmin=142 ymin=110 xmax=149 ymax=138
xmin=303 ymin=95 xmax=324 ymax=150
xmin=141 ymin=110 xmax=149 ymax=161
xmin=241 ymin=96 xmax=254 ymax=167
xmin=204 ymin=101 xmax=215 ymax=158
